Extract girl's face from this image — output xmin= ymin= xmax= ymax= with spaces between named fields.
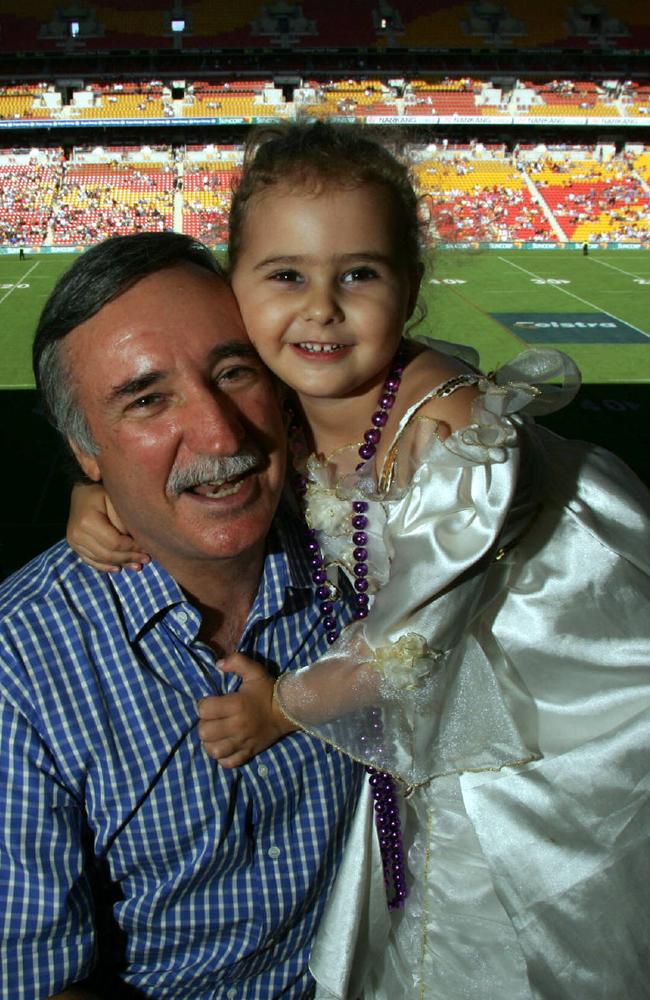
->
xmin=230 ymin=181 xmax=420 ymax=405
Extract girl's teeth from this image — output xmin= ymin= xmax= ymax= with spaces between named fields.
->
xmin=299 ymin=343 xmax=343 ymax=353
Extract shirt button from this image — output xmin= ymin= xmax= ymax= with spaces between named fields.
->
xmin=226 ymin=989 xmax=237 ymax=998
xmin=268 ymin=845 xmax=281 ymax=859
xmin=257 ymin=764 xmax=269 ymax=778
xmin=177 ymin=610 xmax=188 ymax=624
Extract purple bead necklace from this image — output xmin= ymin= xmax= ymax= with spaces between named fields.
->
xmin=293 ymin=342 xmax=409 ymax=910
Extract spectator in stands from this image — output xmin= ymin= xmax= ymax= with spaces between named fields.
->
xmin=0 ymin=232 xmax=362 ymax=998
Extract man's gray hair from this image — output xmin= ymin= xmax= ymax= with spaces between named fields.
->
xmin=37 ymin=338 xmax=99 ymax=455
xmin=33 ymin=232 xmax=226 ymax=461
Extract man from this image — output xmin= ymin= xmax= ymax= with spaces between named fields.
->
xmin=0 ymin=233 xmax=362 ymax=998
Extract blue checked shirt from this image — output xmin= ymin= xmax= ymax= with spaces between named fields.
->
xmin=0 ymin=513 xmax=362 ymax=999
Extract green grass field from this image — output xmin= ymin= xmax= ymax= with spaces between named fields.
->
xmin=422 ymin=249 xmax=650 ymax=383
xmin=0 ymin=247 xmax=648 ymax=386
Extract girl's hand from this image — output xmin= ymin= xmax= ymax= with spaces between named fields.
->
xmin=67 ymin=482 xmax=151 ymax=572
xmin=197 ymin=654 xmax=296 ymax=768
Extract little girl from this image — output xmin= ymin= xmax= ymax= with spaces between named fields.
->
xmin=68 ymin=123 xmax=650 ymax=999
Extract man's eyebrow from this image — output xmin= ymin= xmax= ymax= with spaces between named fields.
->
xmin=106 ymin=370 xmax=165 ymax=405
xmin=104 ymin=341 xmax=260 ymax=405
xmin=207 ymin=340 xmax=259 ymax=363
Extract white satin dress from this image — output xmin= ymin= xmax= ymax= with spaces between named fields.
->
xmin=276 ymin=348 xmax=650 ymax=1000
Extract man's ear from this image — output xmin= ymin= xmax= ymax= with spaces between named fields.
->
xmin=68 ymin=440 xmax=101 ymax=483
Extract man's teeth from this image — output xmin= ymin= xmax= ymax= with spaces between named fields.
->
xmin=193 ymin=480 xmax=243 ymax=499
xmin=298 ymin=342 xmax=344 ymax=354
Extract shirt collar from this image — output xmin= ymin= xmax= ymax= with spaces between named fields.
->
xmin=106 ymin=504 xmax=313 ymax=643
xmin=108 ymin=559 xmax=186 ymax=642
xmin=246 ymin=506 xmax=313 ymax=628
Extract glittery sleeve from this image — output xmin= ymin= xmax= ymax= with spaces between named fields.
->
xmin=276 ymin=382 xmax=536 ymax=784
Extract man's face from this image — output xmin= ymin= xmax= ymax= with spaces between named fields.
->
xmin=64 ymin=264 xmax=286 ymax=581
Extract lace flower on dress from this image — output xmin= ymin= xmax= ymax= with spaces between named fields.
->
xmin=303 ymin=452 xmax=391 ymax=591
xmin=370 ymin=633 xmax=439 ymax=691
xmin=305 ymin=456 xmax=350 ymax=536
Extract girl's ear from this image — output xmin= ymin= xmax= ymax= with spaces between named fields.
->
xmin=407 ymin=263 xmax=425 ymax=318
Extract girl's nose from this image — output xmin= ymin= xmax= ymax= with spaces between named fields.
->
xmin=302 ymin=284 xmax=343 ymax=325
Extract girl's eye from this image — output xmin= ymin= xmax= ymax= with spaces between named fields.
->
xmin=269 ymin=269 xmax=303 ymax=283
xmin=342 ymin=266 xmax=379 ymax=283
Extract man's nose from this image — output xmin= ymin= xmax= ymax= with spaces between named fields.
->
xmin=301 ymin=282 xmax=343 ymax=325
xmin=181 ymin=385 xmax=246 ymax=454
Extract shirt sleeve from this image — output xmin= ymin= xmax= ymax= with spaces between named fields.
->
xmin=0 ymin=695 xmax=96 ymax=998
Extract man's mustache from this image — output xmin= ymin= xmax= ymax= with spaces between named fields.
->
xmin=166 ymin=449 xmax=265 ymax=496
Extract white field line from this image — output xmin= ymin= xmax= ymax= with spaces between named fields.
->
xmin=497 ymin=255 xmax=650 ymax=339
xmin=588 ymin=256 xmax=649 ymax=280
xmin=0 ymin=261 xmax=40 ymax=307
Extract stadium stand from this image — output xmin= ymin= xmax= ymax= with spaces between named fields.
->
xmin=526 ymin=80 xmax=620 ymax=119
xmin=525 ymin=148 xmax=650 ymax=242
xmin=634 ymin=147 xmax=650 ymax=182
xmin=50 ymin=147 xmax=174 ymax=245
xmin=0 ymin=76 xmax=645 ymax=125
xmin=0 ymin=148 xmax=62 ymax=246
xmin=183 ymin=80 xmax=288 ymax=119
xmin=0 ymin=83 xmax=59 ymax=120
xmin=1 ymin=135 xmax=649 ymax=248
xmin=415 ymin=144 xmax=556 ymax=242
xmin=181 ymin=144 xmax=240 ymax=243
xmin=73 ymin=82 xmax=170 ymax=120
xmin=405 ymin=79 xmax=481 ymax=116
xmin=625 ymin=82 xmax=650 ymax=117
xmin=298 ymin=78 xmax=399 ymax=119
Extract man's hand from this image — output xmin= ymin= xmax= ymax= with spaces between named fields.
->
xmin=197 ymin=655 xmax=296 ymax=767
